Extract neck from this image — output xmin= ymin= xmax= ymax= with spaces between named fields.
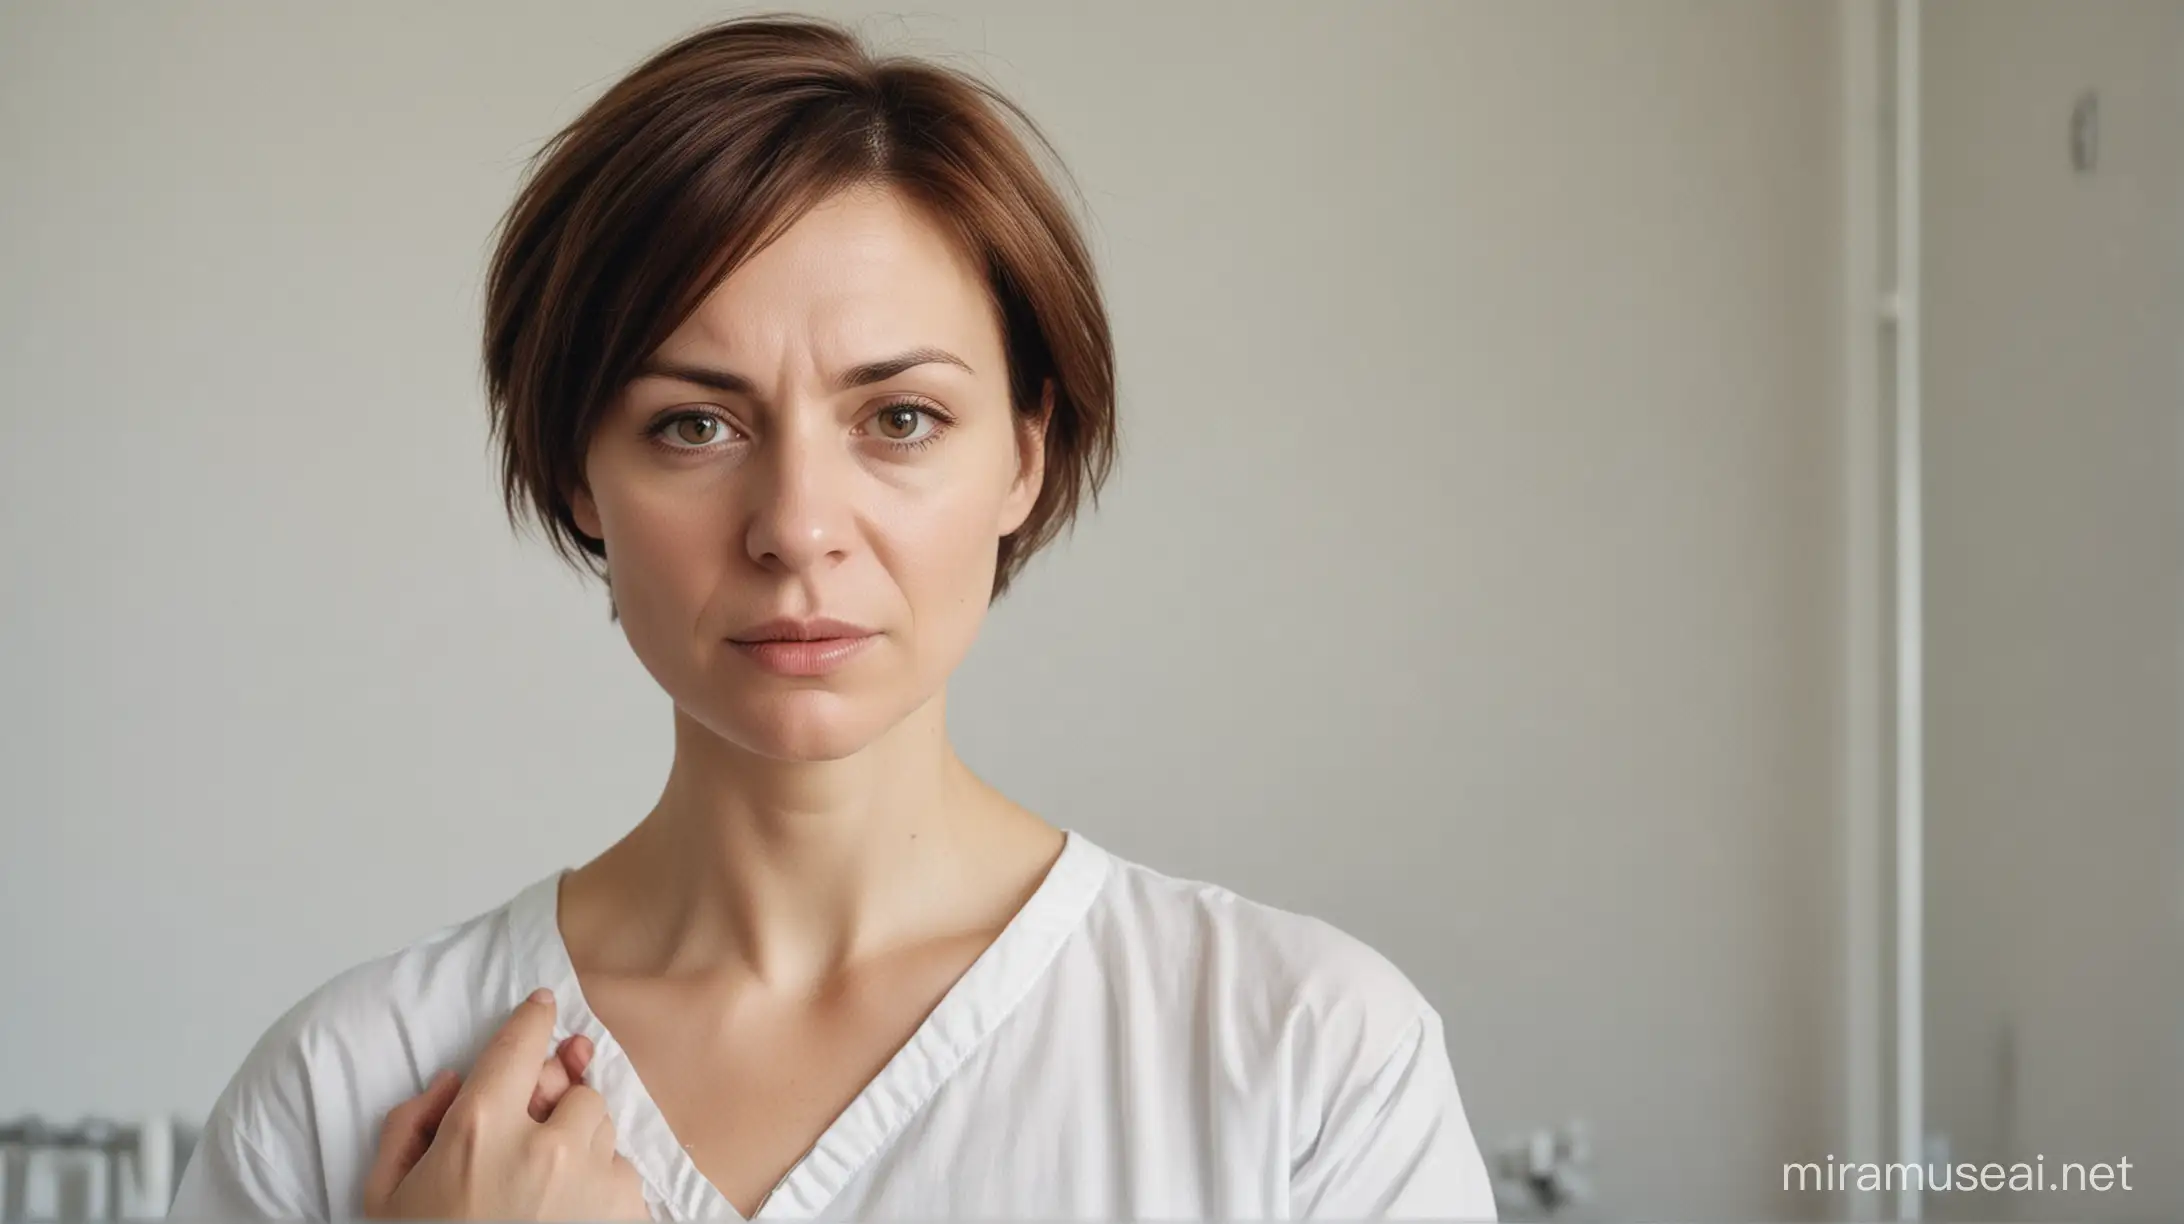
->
xmin=572 ymin=689 xmax=1058 ymax=989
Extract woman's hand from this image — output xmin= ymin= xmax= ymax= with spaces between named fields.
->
xmin=361 ymin=989 xmax=649 ymax=1220
xmin=368 ymin=1020 xmax=595 ymax=1190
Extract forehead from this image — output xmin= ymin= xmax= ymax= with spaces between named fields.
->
xmin=663 ymin=186 xmax=1001 ymax=365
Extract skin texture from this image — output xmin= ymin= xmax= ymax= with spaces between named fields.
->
xmin=571 ymin=184 xmax=1044 ymax=766
xmin=370 ymin=185 xmax=1074 ymax=1217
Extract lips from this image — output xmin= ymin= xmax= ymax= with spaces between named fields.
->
xmin=727 ymin=616 xmax=876 ymax=644
xmin=726 ymin=617 xmax=878 ymax=678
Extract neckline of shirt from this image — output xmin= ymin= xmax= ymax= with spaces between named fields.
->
xmin=506 ymin=827 xmax=1115 ymax=1221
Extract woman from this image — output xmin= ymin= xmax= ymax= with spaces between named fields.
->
xmin=168 ymin=13 xmax=1496 ymax=1222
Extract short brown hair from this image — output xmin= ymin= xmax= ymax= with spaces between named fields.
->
xmin=482 ymin=13 xmax=1117 ymax=605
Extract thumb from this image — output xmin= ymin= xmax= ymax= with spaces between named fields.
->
xmin=361 ymin=1070 xmax=461 ymax=1214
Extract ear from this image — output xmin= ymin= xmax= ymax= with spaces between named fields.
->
xmin=569 ymin=481 xmax=603 ymax=542
xmin=1000 ymin=381 xmax=1051 ymax=536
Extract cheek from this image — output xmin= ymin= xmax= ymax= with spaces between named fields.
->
xmin=597 ymin=475 xmax=737 ymax=613
xmin=882 ymin=481 xmax=1003 ymax=615
xmin=887 ymin=434 xmax=1021 ymax=603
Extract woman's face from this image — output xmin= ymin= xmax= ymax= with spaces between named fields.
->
xmin=571 ymin=186 xmax=1044 ymax=763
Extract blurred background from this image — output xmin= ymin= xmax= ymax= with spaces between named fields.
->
xmin=2 ymin=1 xmax=2179 ymax=1220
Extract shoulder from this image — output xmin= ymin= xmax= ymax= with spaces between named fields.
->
xmin=172 ymin=877 xmax=552 ymax=1219
xmin=220 ymin=885 xmax=528 ymax=1116
xmin=1073 ymin=843 xmax=1498 ymax=1219
xmin=1081 ymin=841 xmax=1438 ymax=1067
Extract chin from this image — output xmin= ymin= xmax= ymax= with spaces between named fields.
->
xmin=705 ymin=689 xmax=905 ymax=762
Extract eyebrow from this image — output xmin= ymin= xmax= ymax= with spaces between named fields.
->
xmin=635 ymin=346 xmax=975 ymax=395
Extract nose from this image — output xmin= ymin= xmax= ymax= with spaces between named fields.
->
xmin=742 ymin=423 xmax=853 ymax=574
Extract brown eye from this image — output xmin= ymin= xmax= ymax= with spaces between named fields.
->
xmin=672 ymin=416 xmax=721 ymax=446
xmin=875 ymin=405 xmax=924 ymax=441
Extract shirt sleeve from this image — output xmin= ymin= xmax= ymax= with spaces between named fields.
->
xmin=1289 ymin=1007 xmax=1499 ymax=1220
xmin=165 ymin=991 xmax=346 ymax=1222
xmin=166 ymin=1111 xmax=324 ymax=1222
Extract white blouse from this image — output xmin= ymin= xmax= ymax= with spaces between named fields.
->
xmin=168 ymin=831 xmax=1498 ymax=1220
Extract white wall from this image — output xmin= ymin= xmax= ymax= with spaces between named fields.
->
xmin=1921 ymin=1 xmax=2184 ymax=1219
xmin=0 ymin=3 xmax=1844 ymax=1218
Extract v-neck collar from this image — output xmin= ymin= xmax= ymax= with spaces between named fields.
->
xmin=507 ymin=830 xmax=1113 ymax=1221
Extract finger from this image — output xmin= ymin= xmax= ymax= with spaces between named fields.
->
xmin=529 ymin=1052 xmax=572 ymax=1123
xmin=459 ymin=988 xmax=561 ymax=1116
xmin=361 ymin=1070 xmax=460 ymax=1211
xmin=527 ymin=1035 xmax=596 ymax=1122
xmin=559 ymin=1034 xmax=595 ymax=1083
xmin=546 ymin=1082 xmax=608 ymax=1138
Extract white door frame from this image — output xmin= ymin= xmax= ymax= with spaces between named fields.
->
xmin=1839 ymin=0 xmax=1923 ymax=1219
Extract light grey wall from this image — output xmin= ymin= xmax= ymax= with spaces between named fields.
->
xmin=1922 ymin=1 xmax=2184 ymax=1219
xmin=0 ymin=3 xmax=1843 ymax=1218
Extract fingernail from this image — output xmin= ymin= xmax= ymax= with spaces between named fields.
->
xmin=430 ymin=1069 xmax=457 ymax=1089
xmin=529 ymin=987 xmax=554 ymax=1006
